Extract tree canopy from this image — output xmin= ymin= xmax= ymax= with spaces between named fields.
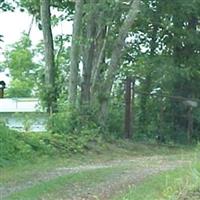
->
xmin=1 ymin=0 xmax=200 ymax=144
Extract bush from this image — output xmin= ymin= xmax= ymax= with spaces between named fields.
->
xmin=0 ymin=122 xmax=28 ymax=166
xmin=107 ymin=105 xmax=123 ymax=138
xmin=0 ymin=122 xmax=99 ymax=167
xmin=48 ymin=106 xmax=99 ymax=134
xmin=48 ymin=108 xmax=81 ymax=134
xmin=49 ymin=129 xmax=98 ymax=154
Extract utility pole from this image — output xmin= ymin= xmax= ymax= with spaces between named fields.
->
xmin=124 ymin=77 xmax=134 ymax=139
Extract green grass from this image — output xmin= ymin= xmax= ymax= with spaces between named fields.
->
xmin=1 ymin=139 xmax=197 ymax=200
xmin=5 ymin=166 xmax=126 ymax=200
xmin=1 ymin=140 xmax=194 ymax=184
xmin=113 ymin=162 xmax=200 ymax=200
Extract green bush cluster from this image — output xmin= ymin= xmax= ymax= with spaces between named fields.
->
xmin=48 ymin=106 xmax=99 ymax=134
xmin=0 ymin=122 xmax=98 ymax=167
xmin=0 ymin=122 xmax=25 ymax=166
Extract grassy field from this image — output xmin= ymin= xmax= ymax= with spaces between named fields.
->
xmin=1 ymin=141 xmax=199 ymax=200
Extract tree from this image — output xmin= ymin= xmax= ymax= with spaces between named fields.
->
xmin=69 ymin=0 xmax=141 ymax=124
xmin=162 ymin=0 xmax=200 ymax=142
xmin=68 ymin=0 xmax=84 ymax=106
xmin=9 ymin=0 xmax=200 ymax=143
xmin=3 ymin=34 xmax=38 ymax=97
xmin=40 ymin=0 xmax=57 ymax=113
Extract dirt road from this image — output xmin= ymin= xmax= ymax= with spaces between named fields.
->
xmin=0 ymin=155 xmax=192 ymax=200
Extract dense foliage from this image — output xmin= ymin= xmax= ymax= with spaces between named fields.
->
xmin=0 ymin=0 xmax=199 ymax=144
xmin=0 ymin=123 xmax=97 ymax=166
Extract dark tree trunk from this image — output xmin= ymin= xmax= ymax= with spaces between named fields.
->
xmin=132 ymin=79 xmax=135 ymax=137
xmin=187 ymin=107 xmax=193 ymax=143
xmin=0 ymin=89 xmax=4 ymax=98
xmin=40 ymin=0 xmax=56 ymax=114
xmin=124 ymin=77 xmax=132 ymax=139
xmin=139 ymin=74 xmax=151 ymax=134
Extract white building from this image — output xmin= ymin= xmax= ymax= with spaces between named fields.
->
xmin=0 ymin=98 xmax=47 ymax=132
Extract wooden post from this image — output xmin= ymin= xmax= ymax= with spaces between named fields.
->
xmin=132 ymin=78 xmax=135 ymax=137
xmin=187 ymin=106 xmax=193 ymax=143
xmin=0 ymin=88 xmax=3 ymax=98
xmin=157 ymin=101 xmax=165 ymax=143
xmin=0 ymin=81 xmax=6 ymax=98
xmin=184 ymin=100 xmax=197 ymax=144
xmin=124 ymin=77 xmax=132 ymax=139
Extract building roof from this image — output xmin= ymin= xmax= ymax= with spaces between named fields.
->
xmin=0 ymin=98 xmax=43 ymax=113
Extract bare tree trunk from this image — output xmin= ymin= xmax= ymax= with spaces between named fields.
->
xmin=104 ymin=0 xmax=140 ymax=93
xmin=132 ymin=78 xmax=135 ymax=137
xmin=80 ymin=1 xmax=97 ymax=106
xmin=27 ymin=16 xmax=34 ymax=37
xmin=187 ymin=106 xmax=193 ymax=143
xmin=40 ymin=0 xmax=56 ymax=114
xmin=91 ymin=26 xmax=108 ymax=96
xmin=124 ymin=77 xmax=132 ymax=139
xmin=69 ymin=0 xmax=84 ymax=106
xmin=98 ymin=0 xmax=141 ymax=123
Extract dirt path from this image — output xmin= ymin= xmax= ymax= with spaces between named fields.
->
xmin=0 ymin=155 xmax=192 ymax=199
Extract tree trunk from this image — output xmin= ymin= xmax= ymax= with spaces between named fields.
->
xmin=80 ymin=1 xmax=97 ymax=106
xmin=124 ymin=77 xmax=132 ymax=139
xmin=69 ymin=0 xmax=84 ymax=106
xmin=98 ymin=0 xmax=141 ymax=123
xmin=91 ymin=26 xmax=108 ymax=97
xmin=132 ymin=78 xmax=135 ymax=137
xmin=40 ymin=0 xmax=56 ymax=114
xmin=139 ymin=74 xmax=151 ymax=134
xmin=157 ymin=100 xmax=164 ymax=140
xmin=104 ymin=0 xmax=140 ymax=95
xmin=187 ymin=106 xmax=193 ymax=144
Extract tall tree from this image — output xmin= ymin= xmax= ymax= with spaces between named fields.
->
xmin=80 ymin=0 xmax=97 ymax=106
xmin=40 ymin=0 xmax=56 ymax=113
xmin=98 ymin=0 xmax=141 ymax=124
xmin=68 ymin=0 xmax=141 ymax=126
xmin=68 ymin=0 xmax=84 ymax=106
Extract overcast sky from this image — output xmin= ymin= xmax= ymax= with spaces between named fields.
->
xmin=0 ymin=9 xmax=72 ymax=59
xmin=0 ymin=9 xmax=72 ymax=84
xmin=0 ymin=10 xmax=42 ymax=46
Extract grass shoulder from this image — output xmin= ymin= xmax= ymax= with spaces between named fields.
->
xmin=113 ymin=162 xmax=200 ymax=200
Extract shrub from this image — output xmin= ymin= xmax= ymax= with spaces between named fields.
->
xmin=0 ymin=122 xmax=27 ymax=166
xmin=48 ymin=109 xmax=81 ymax=134
xmin=48 ymin=106 xmax=99 ymax=134
xmin=0 ymin=123 xmax=99 ymax=167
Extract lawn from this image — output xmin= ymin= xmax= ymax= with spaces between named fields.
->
xmin=1 ymin=141 xmax=198 ymax=200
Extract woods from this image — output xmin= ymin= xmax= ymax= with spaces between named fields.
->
xmin=1 ymin=1 xmax=200 ymax=199
xmin=0 ymin=0 xmax=200 ymax=143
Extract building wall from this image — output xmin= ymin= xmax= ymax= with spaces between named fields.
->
xmin=0 ymin=113 xmax=48 ymax=132
xmin=0 ymin=98 xmax=42 ymax=112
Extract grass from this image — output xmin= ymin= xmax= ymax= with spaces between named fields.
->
xmin=4 ymin=166 xmax=128 ymax=200
xmin=1 ymin=140 xmax=197 ymax=200
xmin=113 ymin=162 xmax=200 ymax=200
xmin=1 ymin=140 xmax=194 ymax=184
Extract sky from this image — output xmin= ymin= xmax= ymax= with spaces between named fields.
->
xmin=0 ymin=9 xmax=72 ymax=85
xmin=0 ymin=9 xmax=72 ymax=60
xmin=0 ymin=10 xmax=42 ymax=50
